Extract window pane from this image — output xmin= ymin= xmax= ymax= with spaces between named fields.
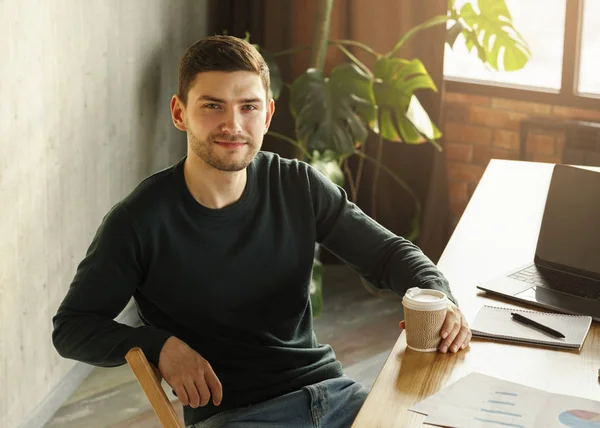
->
xmin=444 ymin=0 xmax=566 ymax=91
xmin=578 ymin=0 xmax=600 ymax=95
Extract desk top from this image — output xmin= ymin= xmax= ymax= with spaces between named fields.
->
xmin=352 ymin=160 xmax=600 ymax=427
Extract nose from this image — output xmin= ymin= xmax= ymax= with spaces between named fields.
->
xmin=220 ymin=109 xmax=242 ymax=135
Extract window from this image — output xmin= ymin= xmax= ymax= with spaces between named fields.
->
xmin=578 ymin=0 xmax=600 ymax=95
xmin=443 ymin=0 xmax=600 ymax=107
xmin=444 ymin=0 xmax=567 ymax=91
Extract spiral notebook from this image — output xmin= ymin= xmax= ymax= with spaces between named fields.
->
xmin=471 ymin=305 xmax=593 ymax=350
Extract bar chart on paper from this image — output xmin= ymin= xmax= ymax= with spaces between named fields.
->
xmin=473 ymin=389 xmax=524 ymax=427
xmin=409 ymin=373 xmax=600 ymax=428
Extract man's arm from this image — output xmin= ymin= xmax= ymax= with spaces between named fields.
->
xmin=52 ymin=203 xmax=172 ymax=367
xmin=306 ymin=165 xmax=457 ymax=304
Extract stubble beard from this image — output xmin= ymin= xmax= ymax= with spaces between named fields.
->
xmin=188 ymin=131 xmax=260 ymax=172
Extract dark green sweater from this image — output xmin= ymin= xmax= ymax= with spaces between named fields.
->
xmin=52 ymin=151 xmax=455 ymax=424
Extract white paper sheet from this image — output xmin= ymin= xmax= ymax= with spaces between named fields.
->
xmin=410 ymin=372 xmax=600 ymax=428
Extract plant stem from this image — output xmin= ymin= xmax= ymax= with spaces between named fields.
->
xmin=267 ymin=131 xmax=312 ymax=161
xmin=370 ymin=126 xmax=384 ymax=219
xmin=355 ymin=148 xmax=421 ymax=241
xmin=309 ymin=0 xmax=335 ymax=71
xmin=272 ymin=45 xmax=310 ymax=57
xmin=354 ymin=150 xmax=421 ymax=214
xmin=354 ymin=142 xmax=366 ymax=201
xmin=336 ymin=44 xmax=373 ymax=77
xmin=429 ymin=138 xmax=443 ymax=151
xmin=342 ymin=158 xmax=358 ymax=203
xmin=329 ymin=39 xmax=380 ymax=57
xmin=387 ymin=14 xmax=450 ymax=57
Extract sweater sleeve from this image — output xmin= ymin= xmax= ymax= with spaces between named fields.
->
xmin=52 ymin=202 xmax=173 ymax=367
xmin=306 ymin=164 xmax=458 ymax=305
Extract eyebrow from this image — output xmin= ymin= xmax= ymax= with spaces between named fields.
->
xmin=197 ymin=95 xmax=263 ymax=104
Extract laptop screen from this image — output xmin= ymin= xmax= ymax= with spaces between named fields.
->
xmin=536 ymin=165 xmax=600 ymax=277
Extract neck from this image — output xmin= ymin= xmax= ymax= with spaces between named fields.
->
xmin=183 ymin=152 xmax=248 ymax=209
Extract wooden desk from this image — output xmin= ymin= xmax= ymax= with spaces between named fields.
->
xmin=353 ymin=160 xmax=600 ymax=427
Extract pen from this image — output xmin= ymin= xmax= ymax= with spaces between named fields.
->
xmin=510 ymin=313 xmax=565 ymax=338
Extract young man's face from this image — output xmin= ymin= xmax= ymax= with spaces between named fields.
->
xmin=171 ymin=71 xmax=275 ymax=172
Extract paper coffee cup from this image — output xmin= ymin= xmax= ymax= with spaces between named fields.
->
xmin=402 ymin=287 xmax=448 ymax=352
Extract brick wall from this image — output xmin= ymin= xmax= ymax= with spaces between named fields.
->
xmin=442 ymin=91 xmax=600 ymax=228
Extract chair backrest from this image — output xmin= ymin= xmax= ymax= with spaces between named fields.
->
xmin=125 ymin=347 xmax=185 ymax=428
xmin=562 ymin=120 xmax=600 ymax=166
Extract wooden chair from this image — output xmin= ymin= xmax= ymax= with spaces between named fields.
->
xmin=125 ymin=347 xmax=185 ymax=428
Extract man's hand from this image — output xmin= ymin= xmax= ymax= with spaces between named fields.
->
xmin=398 ymin=302 xmax=472 ymax=353
xmin=157 ymin=336 xmax=223 ymax=408
xmin=437 ymin=302 xmax=472 ymax=353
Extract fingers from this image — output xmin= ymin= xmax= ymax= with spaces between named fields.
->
xmin=439 ymin=304 xmax=472 ymax=353
xmin=194 ymin=377 xmax=211 ymax=407
xmin=171 ymin=365 xmax=222 ymax=408
xmin=180 ymin=376 xmax=211 ymax=409
xmin=205 ymin=365 xmax=223 ymax=406
xmin=158 ymin=337 xmax=222 ymax=408
xmin=184 ymin=379 xmax=200 ymax=408
xmin=174 ymin=384 xmax=189 ymax=407
xmin=398 ymin=320 xmax=406 ymax=329
xmin=440 ymin=312 xmax=457 ymax=340
xmin=449 ymin=323 xmax=471 ymax=353
xmin=462 ymin=326 xmax=473 ymax=349
xmin=439 ymin=320 xmax=460 ymax=353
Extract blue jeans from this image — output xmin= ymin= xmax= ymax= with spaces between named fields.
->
xmin=189 ymin=376 xmax=369 ymax=428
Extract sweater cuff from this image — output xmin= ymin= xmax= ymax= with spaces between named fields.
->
xmin=131 ymin=326 xmax=173 ymax=366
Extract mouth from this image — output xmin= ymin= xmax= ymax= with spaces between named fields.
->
xmin=213 ymin=140 xmax=247 ymax=149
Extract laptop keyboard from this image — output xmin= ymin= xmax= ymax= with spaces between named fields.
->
xmin=509 ymin=265 xmax=600 ymax=300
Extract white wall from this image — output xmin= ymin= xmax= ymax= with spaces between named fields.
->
xmin=0 ymin=1 xmax=210 ymax=426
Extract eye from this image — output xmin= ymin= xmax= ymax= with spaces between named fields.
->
xmin=204 ymin=103 xmax=221 ymax=109
xmin=242 ymin=105 xmax=258 ymax=111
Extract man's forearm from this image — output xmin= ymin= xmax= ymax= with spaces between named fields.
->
xmin=52 ymin=310 xmax=172 ymax=367
xmin=382 ymin=239 xmax=457 ymax=304
xmin=308 ymin=163 xmax=457 ymax=302
xmin=51 ymin=202 xmax=173 ymax=366
xmin=320 ymin=201 xmax=457 ymax=304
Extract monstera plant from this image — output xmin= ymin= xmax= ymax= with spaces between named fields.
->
xmin=251 ymin=0 xmax=530 ymax=316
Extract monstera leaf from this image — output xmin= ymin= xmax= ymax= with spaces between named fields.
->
xmin=458 ymin=0 xmax=531 ymax=71
xmin=255 ymin=46 xmax=283 ymax=100
xmin=339 ymin=64 xmax=378 ymax=133
xmin=372 ymin=57 xmax=441 ymax=144
xmin=290 ymin=64 xmax=374 ymax=155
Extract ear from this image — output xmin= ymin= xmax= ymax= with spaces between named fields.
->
xmin=170 ymin=95 xmax=187 ymax=132
xmin=264 ymin=98 xmax=276 ymax=134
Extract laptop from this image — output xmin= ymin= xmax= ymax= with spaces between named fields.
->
xmin=477 ymin=164 xmax=600 ymax=321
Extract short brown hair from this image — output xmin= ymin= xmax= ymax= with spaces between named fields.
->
xmin=177 ymin=35 xmax=270 ymax=105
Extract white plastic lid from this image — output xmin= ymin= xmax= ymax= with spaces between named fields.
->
xmin=402 ymin=287 xmax=448 ymax=311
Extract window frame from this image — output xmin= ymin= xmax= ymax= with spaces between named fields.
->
xmin=444 ymin=0 xmax=600 ymax=110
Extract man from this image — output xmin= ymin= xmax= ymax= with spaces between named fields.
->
xmin=52 ymin=35 xmax=471 ymax=427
